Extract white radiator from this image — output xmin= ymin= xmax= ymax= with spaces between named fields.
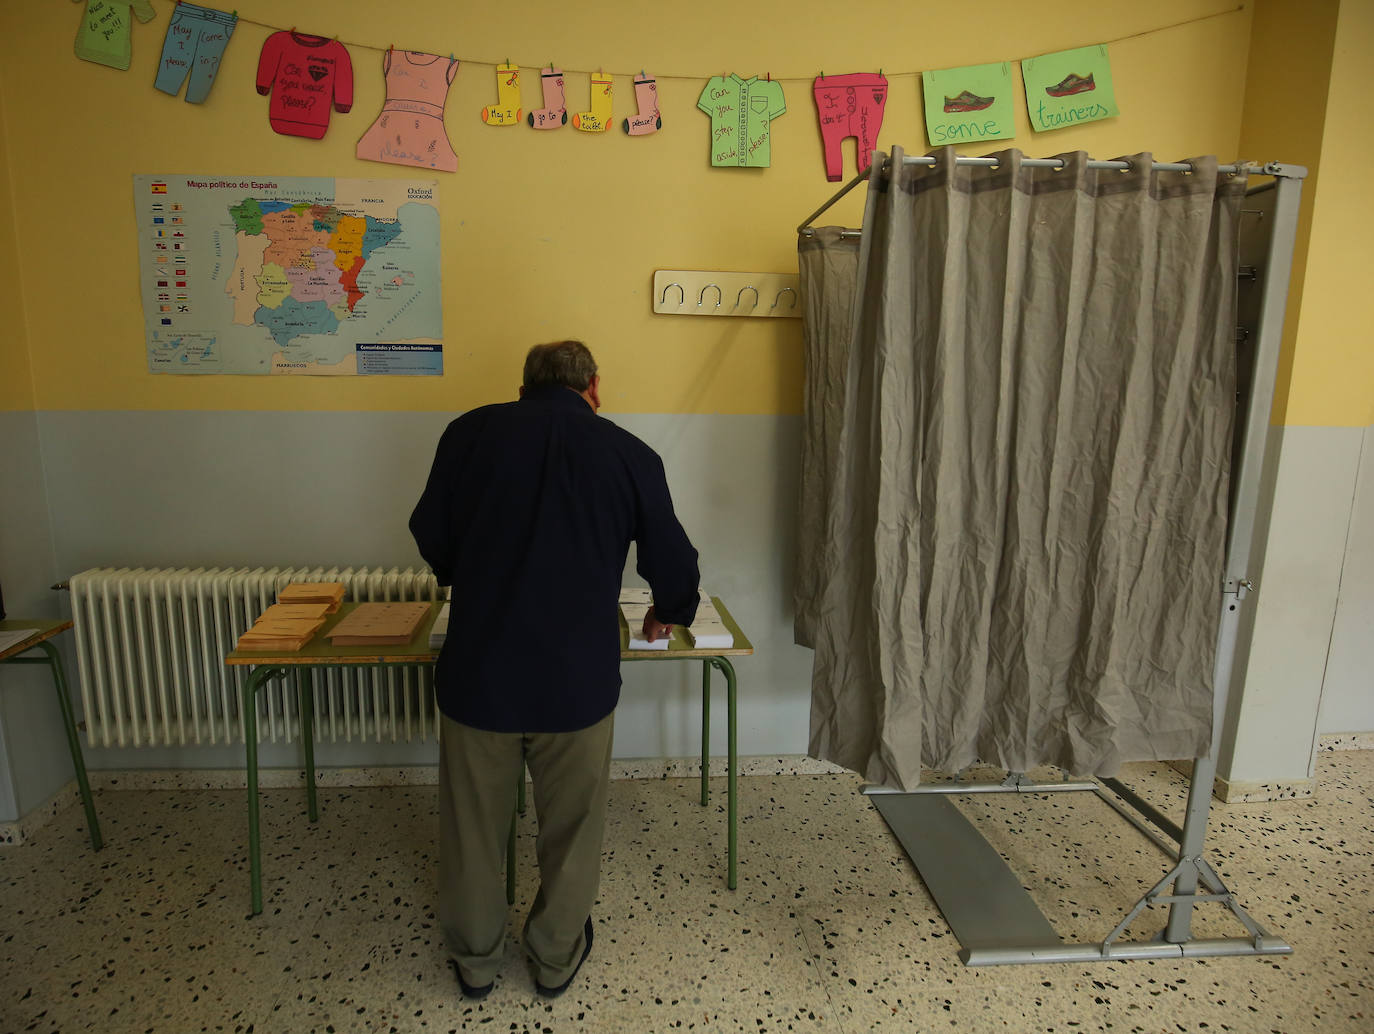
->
xmin=69 ymin=566 xmax=442 ymax=748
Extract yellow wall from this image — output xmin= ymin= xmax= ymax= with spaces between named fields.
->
xmin=1 ymin=0 xmax=1254 ymax=414
xmin=1234 ymin=0 xmax=1338 ymax=427
xmin=1280 ymin=0 xmax=1374 ymax=426
xmin=0 ymin=82 xmax=35 ymax=412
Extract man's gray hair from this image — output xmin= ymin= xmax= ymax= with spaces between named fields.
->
xmin=523 ymin=340 xmax=598 ymax=391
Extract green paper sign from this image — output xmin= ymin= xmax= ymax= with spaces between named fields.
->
xmin=1022 ymin=45 xmax=1118 ymax=132
xmin=922 ymin=62 xmax=1015 ymax=147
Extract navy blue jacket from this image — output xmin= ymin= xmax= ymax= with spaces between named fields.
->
xmin=409 ymin=384 xmax=700 ymax=732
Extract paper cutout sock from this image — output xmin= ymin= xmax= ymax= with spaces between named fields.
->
xmin=256 ymin=30 xmax=353 ymax=139
xmin=154 ymin=2 xmax=238 ymax=103
xmin=572 ymin=73 xmax=613 ymax=132
xmin=481 ymin=63 xmax=521 ymax=125
xmin=622 ymin=72 xmax=661 ymax=136
xmin=527 ymin=67 xmax=567 ymax=129
xmin=356 ymin=49 xmax=459 ymax=171
xmin=73 ymin=0 xmax=156 ymax=71
xmin=813 ymin=73 xmax=888 ymax=181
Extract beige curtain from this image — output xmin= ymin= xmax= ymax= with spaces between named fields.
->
xmin=803 ymin=146 xmax=1247 ymax=790
xmin=795 ymin=226 xmax=862 ymax=648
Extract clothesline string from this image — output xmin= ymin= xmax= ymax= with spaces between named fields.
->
xmin=161 ymin=0 xmax=1246 ymax=83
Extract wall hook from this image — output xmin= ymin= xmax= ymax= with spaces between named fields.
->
xmin=771 ymin=287 xmax=797 ymax=311
xmin=660 ymin=282 xmax=684 ymax=306
xmin=736 ymin=285 xmax=758 ymax=309
xmin=698 ymin=284 xmax=722 ymax=308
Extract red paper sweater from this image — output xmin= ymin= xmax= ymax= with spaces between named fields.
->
xmin=256 ymin=31 xmax=353 ymax=140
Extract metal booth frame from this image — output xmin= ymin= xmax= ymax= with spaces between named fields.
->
xmin=798 ymin=152 xmax=1306 ymax=966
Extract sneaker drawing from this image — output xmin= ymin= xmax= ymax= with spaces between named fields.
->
xmin=943 ymin=90 xmax=995 ymax=112
xmin=1046 ymin=73 xmax=1095 ymax=97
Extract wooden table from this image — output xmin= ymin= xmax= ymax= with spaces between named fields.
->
xmin=225 ymin=599 xmax=753 ymax=915
xmin=0 ymin=620 xmax=102 ymax=849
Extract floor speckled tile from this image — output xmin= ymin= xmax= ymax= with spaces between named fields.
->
xmin=1 ymin=751 xmax=1370 ymax=1033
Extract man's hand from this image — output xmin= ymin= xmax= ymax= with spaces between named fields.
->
xmin=643 ymin=606 xmax=674 ymax=643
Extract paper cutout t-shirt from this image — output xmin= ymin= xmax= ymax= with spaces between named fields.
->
xmin=72 ymin=0 xmax=156 ymax=71
xmin=697 ymin=75 xmax=786 ymax=168
xmin=255 ymin=31 xmax=354 ymax=140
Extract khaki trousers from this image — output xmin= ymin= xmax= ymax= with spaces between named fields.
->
xmin=438 ymin=711 xmax=614 ymax=988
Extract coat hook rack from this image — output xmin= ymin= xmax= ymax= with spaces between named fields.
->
xmin=652 ymin=270 xmax=801 ymax=318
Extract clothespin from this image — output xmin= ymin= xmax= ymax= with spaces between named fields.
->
xmin=766 ymin=72 xmax=771 ymax=82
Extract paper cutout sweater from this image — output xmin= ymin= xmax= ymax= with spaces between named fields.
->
xmin=697 ymin=75 xmax=786 ymax=168
xmin=356 ymin=50 xmax=459 ymax=171
xmin=256 ymin=31 xmax=353 ymax=140
xmin=72 ymin=0 xmax=156 ymax=71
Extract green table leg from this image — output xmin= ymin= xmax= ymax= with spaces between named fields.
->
xmin=242 ymin=666 xmax=283 ymax=916
xmin=18 ymin=643 xmax=103 ymax=851
xmin=707 ymin=656 xmax=738 ymax=890
xmin=700 ymin=659 xmax=711 ymax=806
xmin=298 ymin=669 xmax=318 ymax=823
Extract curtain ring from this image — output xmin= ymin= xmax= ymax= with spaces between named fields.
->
xmin=770 ymin=287 xmax=796 ymax=311
xmin=736 ymin=285 xmax=758 ymax=309
xmin=660 ymin=282 xmax=684 ymax=305
xmin=698 ymin=284 xmax=722 ymax=308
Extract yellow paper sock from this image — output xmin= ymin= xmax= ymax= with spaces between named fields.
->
xmin=572 ymin=73 xmax=613 ymax=132
xmin=481 ymin=63 xmax=521 ymax=126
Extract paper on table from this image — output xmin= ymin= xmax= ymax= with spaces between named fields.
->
xmin=325 ymin=602 xmax=431 ymax=645
xmin=621 ymin=603 xmax=669 ymax=650
xmin=0 ymin=628 xmax=40 ymax=655
xmin=429 ymin=602 xmax=450 ymax=649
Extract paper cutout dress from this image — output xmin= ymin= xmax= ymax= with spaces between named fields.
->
xmin=813 ymin=73 xmax=888 ymax=181
xmin=72 ymin=0 xmax=156 ymax=71
xmin=697 ymin=75 xmax=786 ymax=168
xmin=356 ymin=50 xmax=459 ymax=172
xmin=255 ymin=30 xmax=353 ymax=140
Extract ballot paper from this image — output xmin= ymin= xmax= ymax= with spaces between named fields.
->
xmin=621 ymin=603 xmax=670 ymax=650
xmin=0 ymin=628 xmax=40 ymax=656
xmin=685 ymin=596 xmax=734 ymax=648
xmin=429 ymin=602 xmax=450 ymax=649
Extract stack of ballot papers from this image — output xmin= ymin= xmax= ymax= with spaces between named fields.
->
xmin=277 ymin=582 xmax=346 ymax=612
xmin=324 ymin=601 xmax=431 ymax=646
xmin=617 ymin=586 xmax=733 ymax=650
xmin=428 ymin=602 xmax=450 ymax=649
xmin=236 ymin=602 xmax=331 ymax=651
xmin=685 ymin=592 xmax=734 ymax=649
xmin=620 ymin=601 xmax=669 ymax=650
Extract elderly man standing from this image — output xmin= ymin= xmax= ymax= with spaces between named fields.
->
xmin=409 ymin=340 xmax=700 ymax=1000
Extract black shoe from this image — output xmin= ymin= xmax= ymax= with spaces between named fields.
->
xmin=535 ymin=916 xmax=594 ymax=999
xmin=449 ymin=959 xmax=494 ymax=1000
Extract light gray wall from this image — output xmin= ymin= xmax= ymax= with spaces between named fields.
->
xmin=38 ymin=409 xmax=816 ymax=769
xmin=1318 ymin=424 xmax=1374 ymax=735
xmin=1220 ymin=423 xmax=1374 ymax=790
xmin=0 ymin=409 xmax=70 ymax=820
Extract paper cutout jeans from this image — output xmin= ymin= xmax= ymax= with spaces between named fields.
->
xmin=154 ymin=2 xmax=237 ymax=103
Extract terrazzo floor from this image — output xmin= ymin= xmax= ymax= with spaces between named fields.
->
xmin=1 ymin=750 xmax=1370 ymax=1033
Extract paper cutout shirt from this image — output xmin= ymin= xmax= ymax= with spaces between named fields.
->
xmin=256 ymin=31 xmax=354 ymax=140
xmin=356 ymin=50 xmax=459 ymax=172
xmin=72 ymin=0 xmax=156 ymax=71
xmin=697 ymin=75 xmax=786 ymax=168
